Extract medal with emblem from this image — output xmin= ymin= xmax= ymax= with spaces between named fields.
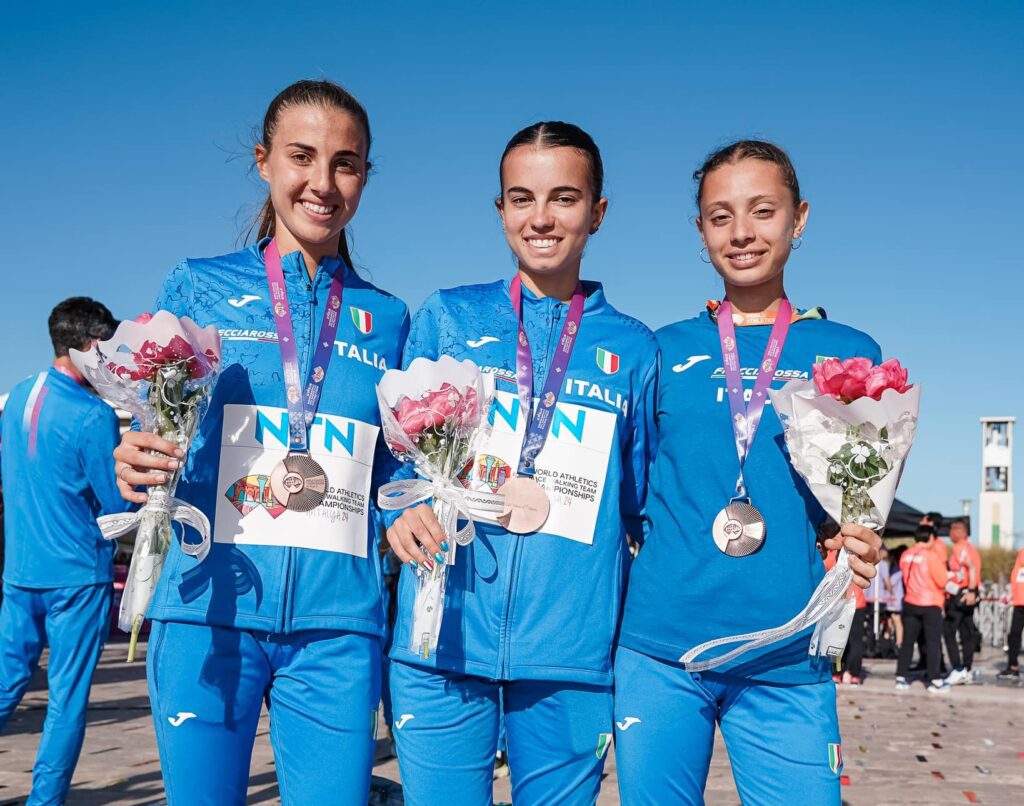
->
xmin=713 ymin=298 xmax=793 ymax=556
xmin=712 ymin=498 xmax=766 ymax=557
xmin=497 ymin=475 xmax=551 ymax=534
xmin=501 ymin=275 xmax=587 ymax=535
xmin=271 ymin=452 xmax=329 ymax=513
xmin=263 ymin=240 xmax=347 ymax=514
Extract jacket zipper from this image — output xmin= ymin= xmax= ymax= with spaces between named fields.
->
xmin=498 ymin=298 xmax=561 ymax=677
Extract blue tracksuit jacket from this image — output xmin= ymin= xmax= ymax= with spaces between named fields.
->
xmin=386 ymin=278 xmax=658 ymax=685
xmin=146 ymin=241 xmax=408 ymax=637
xmin=1 ymin=368 xmax=126 ymax=587
xmin=618 ymin=306 xmax=882 ymax=683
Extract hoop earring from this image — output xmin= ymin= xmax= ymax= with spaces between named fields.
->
xmin=699 ymin=246 xmax=711 ymax=264
xmin=791 ymin=237 xmax=803 ymax=250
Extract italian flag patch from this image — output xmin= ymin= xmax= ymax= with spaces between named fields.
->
xmin=596 ymin=732 xmax=612 ymax=759
xmin=828 ymin=742 xmax=842 ymax=774
xmin=595 ymin=347 xmax=619 ymax=375
xmin=351 ymin=307 xmax=373 ymax=334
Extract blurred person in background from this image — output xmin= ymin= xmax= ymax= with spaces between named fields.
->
xmin=895 ymin=523 xmax=950 ymax=694
xmin=944 ymin=519 xmax=980 ymax=685
xmin=0 ymin=297 xmax=128 ymax=805
xmin=997 ymin=546 xmax=1024 ymax=681
xmin=888 ymin=545 xmax=906 ymax=652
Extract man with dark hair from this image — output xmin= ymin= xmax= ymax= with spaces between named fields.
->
xmin=0 ymin=296 xmax=128 ymax=804
xmin=944 ymin=519 xmax=981 ymax=685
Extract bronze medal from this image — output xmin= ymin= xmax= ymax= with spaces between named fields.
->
xmin=712 ymin=502 xmax=766 ymax=557
xmin=270 ymin=452 xmax=328 ymax=513
xmin=497 ymin=476 xmax=550 ymax=534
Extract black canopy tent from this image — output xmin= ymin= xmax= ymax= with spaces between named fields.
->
xmin=883 ymin=498 xmax=969 ymax=539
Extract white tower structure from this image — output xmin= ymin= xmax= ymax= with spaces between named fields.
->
xmin=979 ymin=417 xmax=1014 ymax=549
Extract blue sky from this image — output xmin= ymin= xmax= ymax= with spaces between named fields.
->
xmin=2 ymin=1 xmax=1021 ymax=533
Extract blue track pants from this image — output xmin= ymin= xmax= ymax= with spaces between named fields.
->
xmin=0 ymin=582 xmax=111 ymax=806
xmin=390 ymin=660 xmax=613 ymax=806
xmin=147 ymin=621 xmax=381 ymax=805
xmin=613 ymin=645 xmax=842 ymax=805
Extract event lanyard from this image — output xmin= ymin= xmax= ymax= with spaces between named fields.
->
xmin=510 ymin=274 xmax=586 ymax=477
xmin=717 ymin=298 xmax=793 ymax=492
xmin=264 ymin=240 xmax=345 ymax=452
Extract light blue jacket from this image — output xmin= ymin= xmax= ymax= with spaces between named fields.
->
xmin=147 ymin=242 xmax=408 ymax=636
xmin=386 ymin=279 xmax=657 ymax=685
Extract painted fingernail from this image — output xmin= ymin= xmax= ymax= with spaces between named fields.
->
xmin=408 ymin=561 xmax=419 ymax=570
xmin=435 ymin=552 xmax=445 ymax=565
xmin=423 ymin=559 xmax=434 ymax=571
xmin=440 ymin=541 xmax=450 ymax=552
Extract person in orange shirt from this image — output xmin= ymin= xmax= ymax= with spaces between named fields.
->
xmin=997 ymin=547 xmax=1024 ymax=680
xmin=944 ymin=519 xmax=982 ymax=685
xmin=896 ymin=523 xmax=951 ymax=693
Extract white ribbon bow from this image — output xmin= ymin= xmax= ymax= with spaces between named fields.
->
xmin=680 ymin=549 xmax=856 ymax=671
xmin=377 ymin=478 xmax=504 ymax=546
xmin=97 ymin=489 xmax=211 ymax=562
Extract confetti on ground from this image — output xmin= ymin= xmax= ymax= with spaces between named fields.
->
xmin=932 ymin=731 xmax=942 ymax=737
xmin=916 ymin=754 xmax=928 ymax=763
xmin=859 ymin=745 xmax=868 ymax=753
xmin=840 ymin=775 xmax=851 ymax=786
xmin=976 ymin=765 xmax=990 ymax=775
xmin=963 ymin=791 xmax=979 ymax=803
xmin=932 ymin=771 xmax=945 ymax=781
xmin=933 ymin=743 xmax=943 ymax=749
xmin=983 ymin=739 xmax=995 ymax=747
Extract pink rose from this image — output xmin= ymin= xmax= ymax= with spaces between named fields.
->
xmin=838 ymin=357 xmax=871 ymax=400
xmin=425 ymin=383 xmax=462 ymax=419
xmin=865 ymin=358 xmax=911 ymax=400
xmin=814 ymin=356 xmax=911 ymax=402
xmin=394 ymin=395 xmax=446 ymax=435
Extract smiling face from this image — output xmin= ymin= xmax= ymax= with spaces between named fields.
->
xmin=255 ymin=103 xmax=369 ymax=264
xmin=496 ymin=145 xmax=607 ymax=287
xmin=696 ymin=158 xmax=809 ymax=298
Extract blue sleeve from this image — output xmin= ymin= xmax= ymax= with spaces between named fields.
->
xmin=78 ymin=406 xmax=132 ymax=516
xmin=378 ymin=294 xmax=443 ymax=529
xmin=620 ymin=349 xmax=659 ymax=546
xmin=155 ymin=259 xmax=195 ymax=318
xmin=401 ymin=292 xmax=443 ymax=368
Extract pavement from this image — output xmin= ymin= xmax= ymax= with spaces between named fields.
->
xmin=2 ymin=641 xmax=1023 ymax=805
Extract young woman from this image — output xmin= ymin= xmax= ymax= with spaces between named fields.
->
xmin=382 ymin=122 xmax=657 ymax=805
xmin=614 ymin=141 xmax=883 ymax=804
xmin=112 ymin=80 xmax=409 ymax=804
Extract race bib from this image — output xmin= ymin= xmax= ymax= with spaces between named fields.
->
xmin=214 ymin=404 xmax=378 ymax=556
xmin=461 ymin=389 xmax=616 ymax=544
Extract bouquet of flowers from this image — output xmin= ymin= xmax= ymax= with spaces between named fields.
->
xmin=680 ymin=358 xmax=920 ymax=671
xmin=376 ymin=356 xmax=503 ymax=660
xmin=71 ymin=310 xmax=220 ymax=661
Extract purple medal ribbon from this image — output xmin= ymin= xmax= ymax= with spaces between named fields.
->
xmin=510 ymin=275 xmax=586 ymax=477
xmin=264 ymin=240 xmax=345 ymax=452
xmin=717 ymin=297 xmax=793 ymax=497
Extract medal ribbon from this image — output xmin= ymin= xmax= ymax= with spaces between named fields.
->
xmin=510 ymin=275 xmax=586 ymax=477
xmin=265 ymin=240 xmax=345 ymax=452
xmin=717 ymin=297 xmax=793 ymax=495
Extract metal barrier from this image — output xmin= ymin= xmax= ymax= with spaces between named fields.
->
xmin=976 ymin=582 xmax=1013 ymax=650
